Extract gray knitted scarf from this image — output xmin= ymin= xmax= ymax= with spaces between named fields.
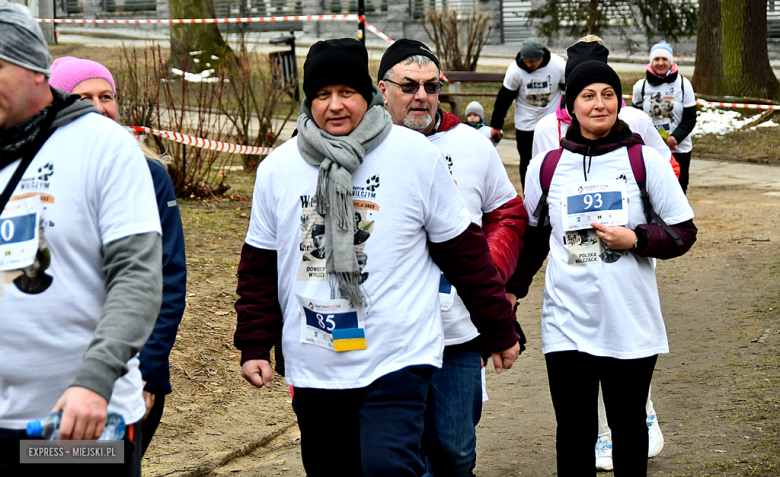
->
xmin=297 ymin=85 xmax=392 ymax=307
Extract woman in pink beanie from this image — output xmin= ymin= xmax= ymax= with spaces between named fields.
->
xmin=49 ymin=56 xmax=187 ymax=459
xmin=49 ymin=56 xmax=118 ymax=120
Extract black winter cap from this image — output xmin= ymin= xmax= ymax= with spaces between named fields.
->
xmin=565 ymin=41 xmax=610 ymax=85
xmin=303 ymin=38 xmax=373 ymax=105
xmin=565 ymin=60 xmax=622 ymax=116
xmin=377 ymin=39 xmax=440 ymax=83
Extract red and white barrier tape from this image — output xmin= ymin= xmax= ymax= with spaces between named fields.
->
xmin=362 ymin=19 xmax=393 ymax=44
xmin=358 ymin=22 xmax=455 ymax=84
xmin=623 ymin=95 xmax=780 ymax=110
xmin=130 ymin=126 xmax=275 ymax=156
xmin=694 ymin=100 xmax=780 ymax=110
xmin=37 ymin=14 xmax=358 ymax=24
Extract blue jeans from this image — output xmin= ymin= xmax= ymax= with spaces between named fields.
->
xmin=422 ymin=349 xmax=482 ymax=477
xmin=292 ymin=365 xmax=434 ymax=477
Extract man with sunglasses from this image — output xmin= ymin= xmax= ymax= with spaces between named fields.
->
xmin=378 ymin=40 xmax=528 ymax=477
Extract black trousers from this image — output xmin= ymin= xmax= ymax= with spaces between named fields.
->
xmin=292 ymin=365 xmax=433 ymax=477
xmin=141 ymin=393 xmax=166 ymax=456
xmin=0 ymin=419 xmax=143 ymax=477
xmin=515 ymin=129 xmax=536 ymax=191
xmin=673 ymin=151 xmax=692 ymax=194
xmin=545 ymin=351 xmax=657 ymax=477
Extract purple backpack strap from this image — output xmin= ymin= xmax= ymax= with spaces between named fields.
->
xmin=627 ymin=144 xmax=684 ymax=246
xmin=627 ymin=143 xmax=646 ymax=184
xmin=532 ymin=148 xmax=563 ymax=224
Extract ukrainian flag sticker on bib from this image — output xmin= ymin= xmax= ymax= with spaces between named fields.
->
xmin=296 ymin=294 xmax=367 ymax=352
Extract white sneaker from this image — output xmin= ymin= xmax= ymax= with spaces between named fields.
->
xmin=647 ymin=408 xmax=665 ymax=458
xmin=595 ymin=436 xmax=614 ymax=471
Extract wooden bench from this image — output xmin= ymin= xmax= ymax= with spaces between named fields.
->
xmin=439 ymin=71 xmax=506 ymax=118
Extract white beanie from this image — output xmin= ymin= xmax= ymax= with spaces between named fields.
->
xmin=465 ymin=101 xmax=484 ymax=120
xmin=649 ymin=40 xmax=674 ymax=64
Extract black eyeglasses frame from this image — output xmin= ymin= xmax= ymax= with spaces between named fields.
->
xmin=383 ymin=78 xmax=443 ymax=95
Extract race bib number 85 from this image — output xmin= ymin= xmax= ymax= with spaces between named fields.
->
xmin=296 ymin=295 xmax=367 ymax=352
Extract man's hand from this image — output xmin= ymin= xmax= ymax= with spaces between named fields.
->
xmin=491 ymin=341 xmax=521 ymax=374
xmin=591 ymin=223 xmax=637 ymax=250
xmin=666 ymin=135 xmax=678 ymax=151
xmin=51 ymin=387 xmax=108 ymax=440
xmin=506 ymin=292 xmax=517 ymax=309
xmin=142 ymin=391 xmax=156 ymax=421
xmin=241 ymin=359 xmax=273 ymax=389
xmin=490 ymin=128 xmax=503 ymax=143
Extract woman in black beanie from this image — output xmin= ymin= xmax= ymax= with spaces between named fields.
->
xmin=507 ymin=60 xmax=698 ymax=476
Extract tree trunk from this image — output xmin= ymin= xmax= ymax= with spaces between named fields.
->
xmin=588 ymin=0 xmax=599 ymax=35
xmin=692 ymin=0 xmax=723 ymax=95
xmin=720 ymin=0 xmax=780 ymax=99
xmin=169 ymin=0 xmax=231 ymax=71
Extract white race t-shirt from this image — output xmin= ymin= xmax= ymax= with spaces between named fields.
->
xmin=632 ymin=75 xmax=696 ymax=153
xmin=0 ymin=113 xmax=161 ymax=429
xmin=246 ymin=126 xmax=472 ymax=389
xmin=532 ymin=107 xmax=672 ymax=161
xmin=503 ymin=54 xmax=566 ymax=131
xmin=524 ymin=144 xmax=693 ymax=359
xmin=427 ymin=124 xmax=518 ymax=346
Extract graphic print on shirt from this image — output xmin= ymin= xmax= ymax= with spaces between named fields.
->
xmin=1 ymin=165 xmax=57 ymax=296
xmin=296 ymin=180 xmax=379 ymax=283
xmin=525 ymin=75 xmax=553 ymax=108
xmin=648 ymin=89 xmax=675 ymax=139
xmin=564 ymin=229 xmax=627 ymax=265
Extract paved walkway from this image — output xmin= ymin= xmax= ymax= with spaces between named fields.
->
xmin=495 ymin=136 xmax=780 ymax=193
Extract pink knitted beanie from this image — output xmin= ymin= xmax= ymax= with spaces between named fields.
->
xmin=49 ymin=56 xmax=116 ymax=95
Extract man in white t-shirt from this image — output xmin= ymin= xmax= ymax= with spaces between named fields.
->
xmin=234 ymin=38 xmax=520 ymax=477
xmin=490 ymin=37 xmax=565 ymax=189
xmin=0 ymin=4 xmax=162 ymax=476
xmin=377 ymin=39 xmax=527 ymax=477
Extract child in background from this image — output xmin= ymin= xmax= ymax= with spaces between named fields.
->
xmin=465 ymin=101 xmax=501 ymax=145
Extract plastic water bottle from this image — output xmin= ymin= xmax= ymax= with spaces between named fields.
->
xmin=26 ymin=411 xmax=126 ymax=440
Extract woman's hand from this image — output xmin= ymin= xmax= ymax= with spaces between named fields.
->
xmin=591 ymin=223 xmax=637 ymax=250
xmin=666 ymin=135 xmax=678 ymax=151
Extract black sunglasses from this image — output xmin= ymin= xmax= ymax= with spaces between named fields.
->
xmin=384 ymin=79 xmax=443 ymax=95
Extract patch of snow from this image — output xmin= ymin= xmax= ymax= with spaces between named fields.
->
xmin=170 ymin=68 xmax=220 ymax=84
xmin=691 ymin=107 xmax=758 ymax=137
xmin=749 ymin=121 xmax=779 ymax=130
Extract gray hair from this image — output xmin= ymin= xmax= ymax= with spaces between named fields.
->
xmin=382 ymin=55 xmax=441 ymax=81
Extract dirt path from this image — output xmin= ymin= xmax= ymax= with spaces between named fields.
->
xmin=143 ymin=158 xmax=780 ymax=477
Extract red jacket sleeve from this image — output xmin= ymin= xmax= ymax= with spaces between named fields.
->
xmin=669 ymin=155 xmax=681 ymax=179
xmin=234 ymin=243 xmax=284 ymax=365
xmin=428 ymin=223 xmax=519 ymax=352
xmin=482 ymin=196 xmax=528 ymax=282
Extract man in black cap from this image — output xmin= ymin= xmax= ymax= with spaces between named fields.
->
xmin=379 ymin=39 xmax=526 ymax=477
xmin=235 ymin=38 xmax=520 ymax=477
xmin=0 ymin=2 xmax=162 ymax=475
xmin=490 ymin=36 xmax=566 ymax=189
